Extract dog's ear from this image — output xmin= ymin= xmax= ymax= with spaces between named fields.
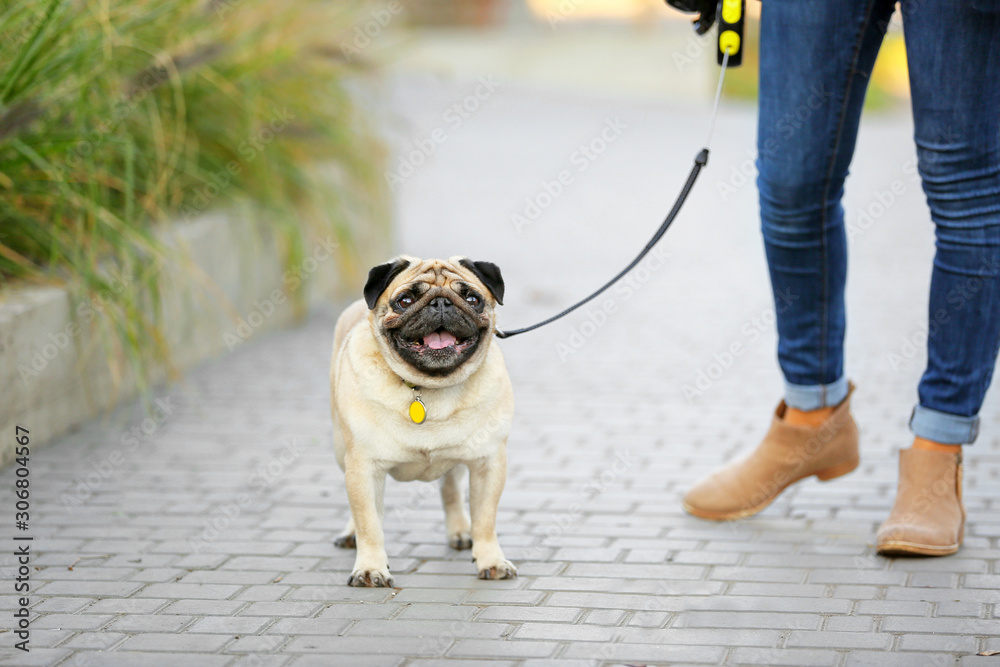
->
xmin=459 ymin=259 xmax=504 ymax=306
xmin=364 ymin=258 xmax=411 ymax=309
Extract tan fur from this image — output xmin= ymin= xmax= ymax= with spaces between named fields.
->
xmin=330 ymin=256 xmax=516 ymax=587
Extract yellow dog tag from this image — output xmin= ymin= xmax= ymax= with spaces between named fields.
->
xmin=409 ymin=397 xmax=426 ymax=424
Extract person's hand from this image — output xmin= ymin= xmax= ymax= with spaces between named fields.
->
xmin=664 ymin=0 xmax=717 ymax=34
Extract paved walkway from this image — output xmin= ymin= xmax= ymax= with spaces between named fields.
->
xmin=2 ymin=76 xmax=999 ymax=666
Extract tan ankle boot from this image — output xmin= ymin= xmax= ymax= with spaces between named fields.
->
xmin=876 ymin=448 xmax=964 ymax=556
xmin=683 ymin=385 xmax=859 ymax=520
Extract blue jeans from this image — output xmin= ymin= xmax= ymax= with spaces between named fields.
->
xmin=758 ymin=0 xmax=1000 ymax=444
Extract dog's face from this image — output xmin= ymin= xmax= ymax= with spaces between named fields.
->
xmin=363 ymin=255 xmax=505 ymax=386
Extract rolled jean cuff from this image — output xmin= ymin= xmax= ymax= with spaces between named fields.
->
xmin=909 ymin=405 xmax=979 ymax=445
xmin=784 ymin=376 xmax=849 ymax=411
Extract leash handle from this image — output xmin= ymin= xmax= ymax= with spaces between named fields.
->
xmin=495 ymin=149 xmax=709 ymax=340
xmin=717 ymin=0 xmax=745 ymax=67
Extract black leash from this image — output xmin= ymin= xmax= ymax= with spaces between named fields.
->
xmin=495 ymin=146 xmax=710 ymax=340
xmin=496 ymin=37 xmax=738 ymax=340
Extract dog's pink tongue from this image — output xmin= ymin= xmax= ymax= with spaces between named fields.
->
xmin=424 ymin=331 xmax=457 ymax=349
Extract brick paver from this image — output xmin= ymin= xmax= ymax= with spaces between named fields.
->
xmin=1 ymin=74 xmax=998 ymax=666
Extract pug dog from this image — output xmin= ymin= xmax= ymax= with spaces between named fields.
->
xmin=330 ymin=255 xmax=516 ymax=587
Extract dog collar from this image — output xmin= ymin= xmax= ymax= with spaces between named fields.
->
xmin=405 ymin=382 xmax=426 ymax=424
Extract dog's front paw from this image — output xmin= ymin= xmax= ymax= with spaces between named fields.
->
xmin=476 ymin=558 xmax=517 ymax=580
xmin=347 ymin=568 xmax=394 ymax=588
xmin=448 ymin=531 xmax=473 ymax=550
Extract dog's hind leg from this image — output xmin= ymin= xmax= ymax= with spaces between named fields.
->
xmin=441 ymin=465 xmax=473 ymax=550
xmin=334 ymin=516 xmax=356 ymax=549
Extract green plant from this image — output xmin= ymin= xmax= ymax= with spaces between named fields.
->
xmin=0 ymin=0 xmax=387 ymax=394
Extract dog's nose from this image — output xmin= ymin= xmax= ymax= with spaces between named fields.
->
xmin=429 ymin=297 xmax=454 ymax=313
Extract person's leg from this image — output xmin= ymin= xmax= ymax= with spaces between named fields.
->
xmin=905 ymin=2 xmax=1000 ymax=445
xmin=684 ymin=0 xmax=896 ymax=520
xmin=758 ymin=0 xmax=895 ymax=415
xmin=877 ymin=0 xmax=1000 ymax=555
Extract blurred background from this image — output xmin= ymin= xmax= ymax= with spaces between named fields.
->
xmin=378 ymin=0 xmax=908 ymax=103
xmin=8 ymin=8 xmax=1000 ymax=666
xmin=0 ymin=0 xmax=913 ymax=453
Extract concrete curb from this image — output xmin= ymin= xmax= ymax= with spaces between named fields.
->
xmin=0 ymin=208 xmax=381 ymax=465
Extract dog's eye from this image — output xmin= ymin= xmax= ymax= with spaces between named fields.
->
xmin=396 ymin=294 xmax=414 ymax=309
xmin=465 ymin=294 xmax=480 ymax=306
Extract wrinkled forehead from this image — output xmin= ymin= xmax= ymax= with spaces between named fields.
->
xmin=396 ymin=259 xmax=470 ymax=291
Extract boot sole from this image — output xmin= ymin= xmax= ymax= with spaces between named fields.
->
xmin=683 ymin=457 xmax=860 ymax=521
xmin=877 ymin=526 xmax=964 ymax=557
xmin=876 ymin=540 xmax=960 ymax=557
